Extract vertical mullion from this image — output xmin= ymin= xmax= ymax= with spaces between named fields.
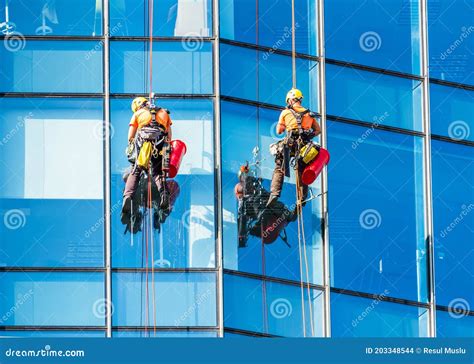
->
xmin=213 ymin=0 xmax=224 ymax=338
xmin=419 ymin=0 xmax=436 ymax=337
xmin=103 ymin=0 xmax=112 ymax=338
xmin=317 ymin=0 xmax=331 ymax=338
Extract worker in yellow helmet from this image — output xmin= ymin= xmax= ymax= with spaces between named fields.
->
xmin=267 ymin=88 xmax=321 ymax=207
xmin=121 ymin=96 xmax=173 ymax=223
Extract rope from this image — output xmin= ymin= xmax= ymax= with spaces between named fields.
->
xmin=291 ymin=0 xmax=296 ymax=88
xmin=148 ymin=0 xmax=154 ymax=99
xmin=148 ymin=172 xmax=157 ymax=335
xmin=295 ymin=174 xmax=307 ymax=337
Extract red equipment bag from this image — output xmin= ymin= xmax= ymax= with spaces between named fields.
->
xmin=168 ymin=140 xmax=187 ymax=178
xmin=301 ymin=147 xmax=330 ymax=185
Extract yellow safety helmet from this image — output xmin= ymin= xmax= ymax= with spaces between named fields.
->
xmin=285 ymin=88 xmax=303 ymax=103
xmin=131 ymin=97 xmax=148 ymax=112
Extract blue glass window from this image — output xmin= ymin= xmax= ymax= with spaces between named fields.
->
xmin=220 ymin=0 xmax=317 ymax=55
xmin=327 ymin=121 xmax=426 ymax=302
xmin=432 ymin=140 xmax=474 ymax=307
xmin=0 ymin=0 xmax=102 ymax=36
xmin=0 ymin=272 xmax=104 ymax=326
xmin=325 ymin=0 xmax=421 ymax=75
xmin=0 ymin=41 xmax=103 ymax=93
xmin=112 ymin=330 xmax=217 ymax=337
xmin=221 ymin=101 xmax=323 ymax=285
xmin=220 ymin=44 xmax=318 ymax=109
xmin=436 ymin=311 xmax=474 ymax=338
xmin=111 ymin=99 xmax=215 ymax=269
xmin=326 ymin=64 xmax=423 ymax=132
xmin=430 ymin=84 xmax=473 ymax=142
xmin=112 ymin=272 xmax=216 ymax=327
xmin=331 ymin=294 xmax=429 ymax=337
xmin=110 ymin=0 xmax=212 ymax=37
xmin=0 ymin=98 xmax=104 ymax=267
xmin=224 ymin=274 xmax=324 ymax=337
xmin=428 ymin=0 xmax=474 ymax=85
xmin=110 ymin=41 xmax=213 ymax=94
xmin=0 ymin=331 xmax=105 ymax=338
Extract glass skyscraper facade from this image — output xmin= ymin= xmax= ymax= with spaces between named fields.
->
xmin=0 ymin=0 xmax=472 ymax=338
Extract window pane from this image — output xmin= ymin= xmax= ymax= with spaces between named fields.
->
xmin=220 ymin=0 xmax=317 ymax=55
xmin=0 ymin=331 xmax=105 ymax=338
xmin=331 ymin=293 xmax=429 ymax=337
xmin=0 ymin=41 xmax=103 ymax=93
xmin=110 ymin=41 xmax=213 ymax=94
xmin=326 ymin=64 xmax=423 ymax=132
xmin=432 ymin=140 xmax=474 ymax=307
xmin=0 ymin=272 xmax=104 ymax=326
xmin=112 ymin=330 xmax=217 ymax=337
xmin=430 ymin=84 xmax=473 ymax=142
xmin=428 ymin=0 xmax=474 ymax=85
xmin=325 ymin=0 xmax=421 ymax=75
xmin=436 ymin=310 xmax=474 ymax=338
xmin=327 ymin=122 xmax=426 ymax=302
xmin=224 ymin=274 xmax=324 ymax=337
xmin=0 ymin=98 xmax=104 ymax=267
xmin=221 ymin=101 xmax=323 ymax=285
xmin=0 ymin=0 xmax=102 ymax=36
xmin=112 ymin=272 xmax=216 ymax=327
xmin=220 ymin=44 xmax=318 ymax=109
xmin=110 ymin=0 xmax=212 ymax=37
xmin=111 ymin=99 xmax=215 ymax=268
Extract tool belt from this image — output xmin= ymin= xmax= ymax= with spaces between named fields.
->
xmin=126 ymin=125 xmax=166 ymax=168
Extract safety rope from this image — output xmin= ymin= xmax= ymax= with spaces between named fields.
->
xmin=148 ymin=0 xmax=154 ymax=99
xmin=148 ymin=172 xmax=157 ymax=335
xmin=291 ymin=0 xmax=296 ymax=88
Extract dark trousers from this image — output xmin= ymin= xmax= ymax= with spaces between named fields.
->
xmin=270 ymin=150 xmax=308 ymax=202
xmin=123 ymin=153 xmax=166 ymax=198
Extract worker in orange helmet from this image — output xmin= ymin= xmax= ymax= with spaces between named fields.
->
xmin=121 ymin=96 xmax=173 ymax=223
xmin=267 ymin=88 xmax=321 ymax=207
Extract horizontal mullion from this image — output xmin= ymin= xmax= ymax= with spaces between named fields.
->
xmin=331 ymin=287 xmax=430 ymax=309
xmin=112 ymin=326 xmax=218 ymax=331
xmin=0 ymin=326 xmax=105 ymax=331
xmin=326 ymin=58 xmax=423 ymax=81
xmin=224 ymin=327 xmax=280 ymax=338
xmin=112 ymin=268 xmax=218 ymax=273
xmin=429 ymin=77 xmax=474 ymax=91
xmin=431 ymin=133 xmax=474 ymax=147
xmin=435 ymin=304 xmax=474 ymax=317
xmin=110 ymin=36 xmax=214 ymax=42
xmin=0 ymin=267 xmax=105 ymax=273
xmin=0 ymin=92 xmax=104 ymax=98
xmin=327 ymin=114 xmax=425 ymax=137
xmin=223 ymin=268 xmax=325 ymax=291
xmin=0 ymin=35 xmax=103 ymax=41
xmin=220 ymin=38 xmax=319 ymax=62
xmin=111 ymin=93 xmax=214 ymax=99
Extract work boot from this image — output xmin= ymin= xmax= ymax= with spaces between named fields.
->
xmin=121 ymin=195 xmax=132 ymax=225
xmin=266 ymin=194 xmax=279 ymax=208
xmin=159 ymin=188 xmax=170 ymax=214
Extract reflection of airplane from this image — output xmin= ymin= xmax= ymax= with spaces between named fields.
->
xmin=121 ymin=170 xmax=180 ymax=234
xmin=0 ymin=0 xmax=15 ymax=35
xmin=234 ymin=161 xmax=296 ymax=249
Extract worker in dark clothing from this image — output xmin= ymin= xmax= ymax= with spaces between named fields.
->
xmin=267 ymin=89 xmax=321 ymax=207
xmin=121 ymin=96 xmax=173 ymax=222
